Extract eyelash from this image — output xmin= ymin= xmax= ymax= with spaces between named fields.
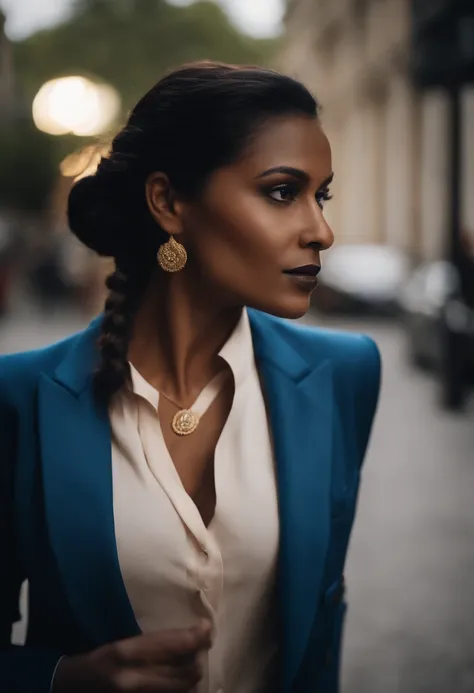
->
xmin=267 ymin=183 xmax=333 ymax=208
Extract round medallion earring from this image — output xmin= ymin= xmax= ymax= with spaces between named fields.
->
xmin=157 ymin=235 xmax=187 ymax=273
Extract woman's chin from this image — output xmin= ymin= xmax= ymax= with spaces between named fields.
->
xmin=252 ymin=294 xmax=313 ymax=321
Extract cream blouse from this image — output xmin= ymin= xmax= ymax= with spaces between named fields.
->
xmin=110 ymin=309 xmax=280 ymax=693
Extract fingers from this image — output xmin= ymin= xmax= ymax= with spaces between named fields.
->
xmin=168 ymin=621 xmax=213 ymax=660
xmin=116 ymin=656 xmax=203 ymax=692
xmin=160 ymin=621 xmax=213 ymax=659
xmin=156 ymin=658 xmax=203 ymax=686
xmin=117 ymin=620 xmax=213 ymax=667
xmin=109 ymin=621 xmax=212 ymax=693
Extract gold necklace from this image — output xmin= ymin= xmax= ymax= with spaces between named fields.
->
xmin=160 ymin=370 xmax=228 ymax=436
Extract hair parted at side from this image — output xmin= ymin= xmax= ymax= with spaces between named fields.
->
xmin=67 ymin=60 xmax=320 ymax=402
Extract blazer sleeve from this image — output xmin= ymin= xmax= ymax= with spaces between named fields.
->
xmin=0 ymin=382 xmax=64 ymax=693
xmin=315 ymin=337 xmax=381 ymax=693
xmin=355 ymin=335 xmax=381 ymax=469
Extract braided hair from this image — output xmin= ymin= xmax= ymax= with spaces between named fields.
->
xmin=67 ymin=61 xmax=319 ymax=402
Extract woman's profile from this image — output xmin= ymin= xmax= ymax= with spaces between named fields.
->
xmin=0 ymin=61 xmax=381 ymax=693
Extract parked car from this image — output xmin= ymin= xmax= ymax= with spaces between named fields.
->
xmin=399 ymin=261 xmax=474 ymax=382
xmin=313 ymin=244 xmax=409 ymax=315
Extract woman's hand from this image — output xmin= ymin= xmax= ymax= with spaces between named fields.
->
xmin=53 ymin=620 xmax=213 ymax=692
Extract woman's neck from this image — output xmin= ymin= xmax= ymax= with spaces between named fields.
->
xmin=128 ymin=269 xmax=242 ymax=401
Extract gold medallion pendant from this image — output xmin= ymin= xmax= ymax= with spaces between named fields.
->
xmin=172 ymin=409 xmax=200 ymax=436
xmin=163 ymin=369 xmax=228 ymax=436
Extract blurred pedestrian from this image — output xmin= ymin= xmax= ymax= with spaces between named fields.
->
xmin=0 ymin=61 xmax=381 ymax=693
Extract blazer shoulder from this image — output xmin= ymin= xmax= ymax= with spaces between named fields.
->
xmin=0 ymin=329 xmax=85 ymax=407
xmin=272 ymin=316 xmax=381 ymax=375
xmin=308 ymin=325 xmax=381 ymax=400
xmin=288 ymin=322 xmax=381 ymax=466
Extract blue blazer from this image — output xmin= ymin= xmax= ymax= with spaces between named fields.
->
xmin=0 ymin=309 xmax=380 ymax=693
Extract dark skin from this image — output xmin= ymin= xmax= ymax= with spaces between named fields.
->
xmin=130 ymin=113 xmax=334 ymax=525
xmin=54 ymin=114 xmax=334 ymax=692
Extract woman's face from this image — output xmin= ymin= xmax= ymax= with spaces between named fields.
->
xmin=179 ymin=114 xmax=334 ymax=319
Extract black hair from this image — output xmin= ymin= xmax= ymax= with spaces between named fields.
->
xmin=67 ymin=61 xmax=319 ymax=402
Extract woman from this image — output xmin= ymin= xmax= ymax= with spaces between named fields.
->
xmin=0 ymin=62 xmax=381 ymax=693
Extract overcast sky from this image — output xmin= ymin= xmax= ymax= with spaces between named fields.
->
xmin=0 ymin=0 xmax=285 ymax=40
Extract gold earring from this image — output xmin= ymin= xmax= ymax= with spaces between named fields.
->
xmin=157 ymin=235 xmax=187 ymax=273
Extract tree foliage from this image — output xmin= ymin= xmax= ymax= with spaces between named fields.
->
xmin=0 ymin=118 xmax=57 ymax=212
xmin=13 ymin=0 xmax=279 ymax=112
xmin=5 ymin=0 xmax=279 ymax=213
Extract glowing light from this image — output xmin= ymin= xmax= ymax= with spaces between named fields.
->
xmin=60 ymin=144 xmax=111 ymax=182
xmin=32 ymin=76 xmax=121 ymax=137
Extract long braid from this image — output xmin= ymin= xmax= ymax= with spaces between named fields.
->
xmin=94 ymin=260 xmax=154 ymax=401
xmin=95 ymin=267 xmax=134 ymax=399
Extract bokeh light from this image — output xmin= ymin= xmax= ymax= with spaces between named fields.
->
xmin=32 ymin=76 xmax=121 ymax=137
xmin=59 ymin=143 xmax=111 ymax=182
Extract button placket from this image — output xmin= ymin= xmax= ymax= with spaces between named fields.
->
xmin=197 ymin=545 xmax=210 ymax=592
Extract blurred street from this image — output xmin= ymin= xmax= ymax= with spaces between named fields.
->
xmin=3 ymin=307 xmax=474 ymax=693
xmin=1 ymin=0 xmax=474 ymax=691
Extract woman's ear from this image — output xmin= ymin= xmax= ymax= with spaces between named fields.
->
xmin=145 ymin=172 xmax=184 ymax=236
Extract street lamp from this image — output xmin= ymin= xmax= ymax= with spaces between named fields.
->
xmin=32 ymin=76 xmax=121 ymax=137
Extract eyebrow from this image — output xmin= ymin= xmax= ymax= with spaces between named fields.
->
xmin=257 ymin=166 xmax=334 ymax=189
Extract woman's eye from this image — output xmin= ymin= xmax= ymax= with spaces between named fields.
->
xmin=268 ymin=184 xmax=298 ymax=203
xmin=316 ymin=187 xmax=333 ymax=209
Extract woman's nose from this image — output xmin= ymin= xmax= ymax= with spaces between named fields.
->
xmin=300 ymin=207 xmax=334 ymax=252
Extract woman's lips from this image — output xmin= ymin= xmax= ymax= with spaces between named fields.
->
xmin=284 ymin=264 xmax=321 ymax=277
xmin=283 ymin=265 xmax=321 ymax=290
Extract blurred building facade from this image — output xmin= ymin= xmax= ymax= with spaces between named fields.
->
xmin=278 ymin=0 xmax=474 ymax=261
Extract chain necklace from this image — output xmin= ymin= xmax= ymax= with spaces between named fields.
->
xmin=160 ymin=370 xmax=228 ymax=436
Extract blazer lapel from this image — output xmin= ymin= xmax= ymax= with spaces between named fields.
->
xmin=38 ymin=318 xmax=140 ymax=646
xmin=249 ymin=310 xmax=334 ymax=692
